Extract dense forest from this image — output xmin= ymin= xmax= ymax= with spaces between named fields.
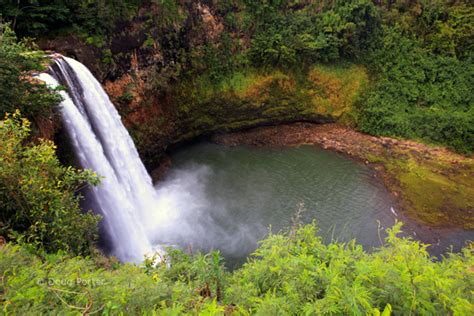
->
xmin=0 ymin=0 xmax=473 ymax=314
xmin=2 ymin=0 xmax=473 ymax=153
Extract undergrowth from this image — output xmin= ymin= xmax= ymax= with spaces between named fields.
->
xmin=1 ymin=222 xmax=472 ymax=315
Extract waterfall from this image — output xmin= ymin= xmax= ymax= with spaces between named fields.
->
xmin=37 ymin=56 xmax=167 ymax=263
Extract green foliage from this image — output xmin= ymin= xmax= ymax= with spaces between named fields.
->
xmin=246 ymin=0 xmax=380 ymax=66
xmin=0 ymin=0 xmax=143 ymax=38
xmin=357 ymin=27 xmax=474 ymax=154
xmin=0 ymin=111 xmax=101 ymax=255
xmin=228 ymin=222 xmax=473 ymax=315
xmin=377 ymin=0 xmax=473 ymax=60
xmin=0 ymin=243 xmax=227 ymax=314
xmin=2 ymin=1 xmax=472 ymax=153
xmin=0 ymin=0 xmax=70 ymax=36
xmin=195 ymin=34 xmax=241 ymax=83
xmin=0 ymin=23 xmax=60 ymax=118
xmin=1 ymin=223 xmax=472 ymax=314
xmin=72 ymin=0 xmax=143 ymax=46
xmin=151 ymin=0 xmax=188 ymax=27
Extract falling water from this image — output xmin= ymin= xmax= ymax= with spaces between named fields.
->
xmin=37 ymin=57 xmax=472 ymax=267
xmin=38 ymin=56 xmax=167 ymax=263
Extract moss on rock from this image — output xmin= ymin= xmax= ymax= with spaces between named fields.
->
xmin=165 ymin=64 xmax=368 ymax=143
xmin=374 ymin=149 xmax=474 ymax=229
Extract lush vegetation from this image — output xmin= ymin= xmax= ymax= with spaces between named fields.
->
xmin=0 ymin=23 xmax=101 ymax=255
xmin=0 ymin=1 xmax=473 ymax=314
xmin=358 ymin=24 xmax=473 ymax=154
xmin=238 ymin=0 xmax=474 ymax=153
xmin=0 ymin=111 xmax=100 ymax=255
xmin=0 ymin=0 xmax=141 ymax=38
xmin=1 ymin=1 xmax=472 ymax=152
xmin=1 ymin=222 xmax=472 ymax=314
xmin=0 ymin=23 xmax=59 ymax=119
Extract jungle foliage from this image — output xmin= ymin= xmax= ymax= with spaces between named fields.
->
xmin=0 ymin=1 xmax=473 ymax=314
xmin=238 ymin=0 xmax=473 ymax=153
xmin=0 ymin=0 xmax=142 ymax=37
xmin=1 ymin=223 xmax=472 ymax=314
xmin=0 ymin=23 xmax=60 ymax=119
xmin=360 ymin=0 xmax=474 ymax=153
xmin=1 ymin=1 xmax=472 ymax=152
xmin=0 ymin=112 xmax=100 ymax=255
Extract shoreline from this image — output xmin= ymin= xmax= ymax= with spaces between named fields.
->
xmin=207 ymin=122 xmax=473 ymax=230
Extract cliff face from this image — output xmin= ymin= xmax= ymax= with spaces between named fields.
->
xmin=40 ymin=2 xmax=226 ymax=83
xmin=30 ymin=2 xmax=474 ymax=230
xmin=39 ymin=2 xmax=367 ymax=168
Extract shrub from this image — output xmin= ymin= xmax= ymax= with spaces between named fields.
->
xmin=227 ymin=222 xmax=473 ymax=315
xmin=0 ymin=222 xmax=472 ymax=314
xmin=0 ymin=111 xmax=100 ymax=255
xmin=357 ymin=27 xmax=473 ymax=154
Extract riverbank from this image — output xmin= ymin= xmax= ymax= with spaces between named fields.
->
xmin=211 ymin=122 xmax=474 ymax=229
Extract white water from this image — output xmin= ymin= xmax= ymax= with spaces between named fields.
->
xmin=36 ymin=57 xmax=471 ymax=266
xmin=38 ymin=57 xmax=169 ymax=263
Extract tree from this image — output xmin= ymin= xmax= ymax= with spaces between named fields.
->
xmin=0 ymin=23 xmax=60 ymax=118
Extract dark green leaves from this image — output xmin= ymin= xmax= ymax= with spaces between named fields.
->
xmin=0 ymin=24 xmax=61 ymax=118
xmin=357 ymin=27 xmax=474 ymax=154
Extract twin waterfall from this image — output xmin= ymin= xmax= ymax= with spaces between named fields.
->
xmin=38 ymin=57 xmax=167 ymax=263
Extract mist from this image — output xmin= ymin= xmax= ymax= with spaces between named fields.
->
xmin=149 ymin=163 xmax=268 ymax=262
